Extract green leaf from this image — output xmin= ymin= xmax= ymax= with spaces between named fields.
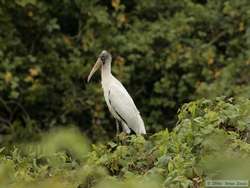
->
xmin=16 ymin=0 xmax=37 ymax=7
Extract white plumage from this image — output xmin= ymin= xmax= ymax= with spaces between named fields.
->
xmin=87 ymin=50 xmax=146 ymax=134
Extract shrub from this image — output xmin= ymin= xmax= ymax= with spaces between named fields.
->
xmin=0 ymin=98 xmax=249 ymax=187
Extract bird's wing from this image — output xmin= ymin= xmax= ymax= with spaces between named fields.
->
xmin=108 ymin=81 xmax=141 ymax=132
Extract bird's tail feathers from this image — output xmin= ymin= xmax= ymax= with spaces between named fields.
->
xmin=137 ymin=114 xmax=146 ymax=134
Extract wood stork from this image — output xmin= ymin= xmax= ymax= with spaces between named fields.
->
xmin=87 ymin=50 xmax=146 ymax=135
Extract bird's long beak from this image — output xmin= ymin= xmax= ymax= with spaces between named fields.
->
xmin=87 ymin=58 xmax=102 ymax=82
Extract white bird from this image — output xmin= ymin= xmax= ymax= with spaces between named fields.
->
xmin=87 ymin=50 xmax=146 ymax=135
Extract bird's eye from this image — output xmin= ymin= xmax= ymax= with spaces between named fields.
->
xmin=101 ymin=55 xmax=106 ymax=63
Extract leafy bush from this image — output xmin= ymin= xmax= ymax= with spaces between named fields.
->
xmin=0 ymin=0 xmax=250 ymax=141
xmin=0 ymin=98 xmax=249 ymax=188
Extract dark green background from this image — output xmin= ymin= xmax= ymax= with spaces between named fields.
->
xmin=0 ymin=0 xmax=249 ymax=142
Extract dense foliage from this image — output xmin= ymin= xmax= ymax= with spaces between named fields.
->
xmin=0 ymin=0 xmax=250 ymax=141
xmin=0 ymin=1 xmax=250 ymax=187
xmin=0 ymin=98 xmax=249 ymax=188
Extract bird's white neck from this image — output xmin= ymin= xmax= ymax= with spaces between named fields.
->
xmin=101 ymin=61 xmax=112 ymax=81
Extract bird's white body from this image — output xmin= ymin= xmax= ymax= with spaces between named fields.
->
xmin=101 ymin=62 xmax=146 ymax=134
xmin=87 ymin=50 xmax=146 ymax=134
xmin=101 ymin=64 xmax=146 ymax=134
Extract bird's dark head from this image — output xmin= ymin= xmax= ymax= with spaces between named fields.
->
xmin=87 ymin=50 xmax=112 ymax=82
xmin=99 ymin=50 xmax=112 ymax=64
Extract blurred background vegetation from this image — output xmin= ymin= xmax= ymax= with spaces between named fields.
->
xmin=0 ymin=0 xmax=249 ymax=141
xmin=0 ymin=0 xmax=250 ymax=187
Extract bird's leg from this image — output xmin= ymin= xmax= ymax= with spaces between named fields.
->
xmin=121 ymin=122 xmax=131 ymax=134
xmin=115 ymin=120 xmax=120 ymax=144
xmin=116 ymin=119 xmax=120 ymax=136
